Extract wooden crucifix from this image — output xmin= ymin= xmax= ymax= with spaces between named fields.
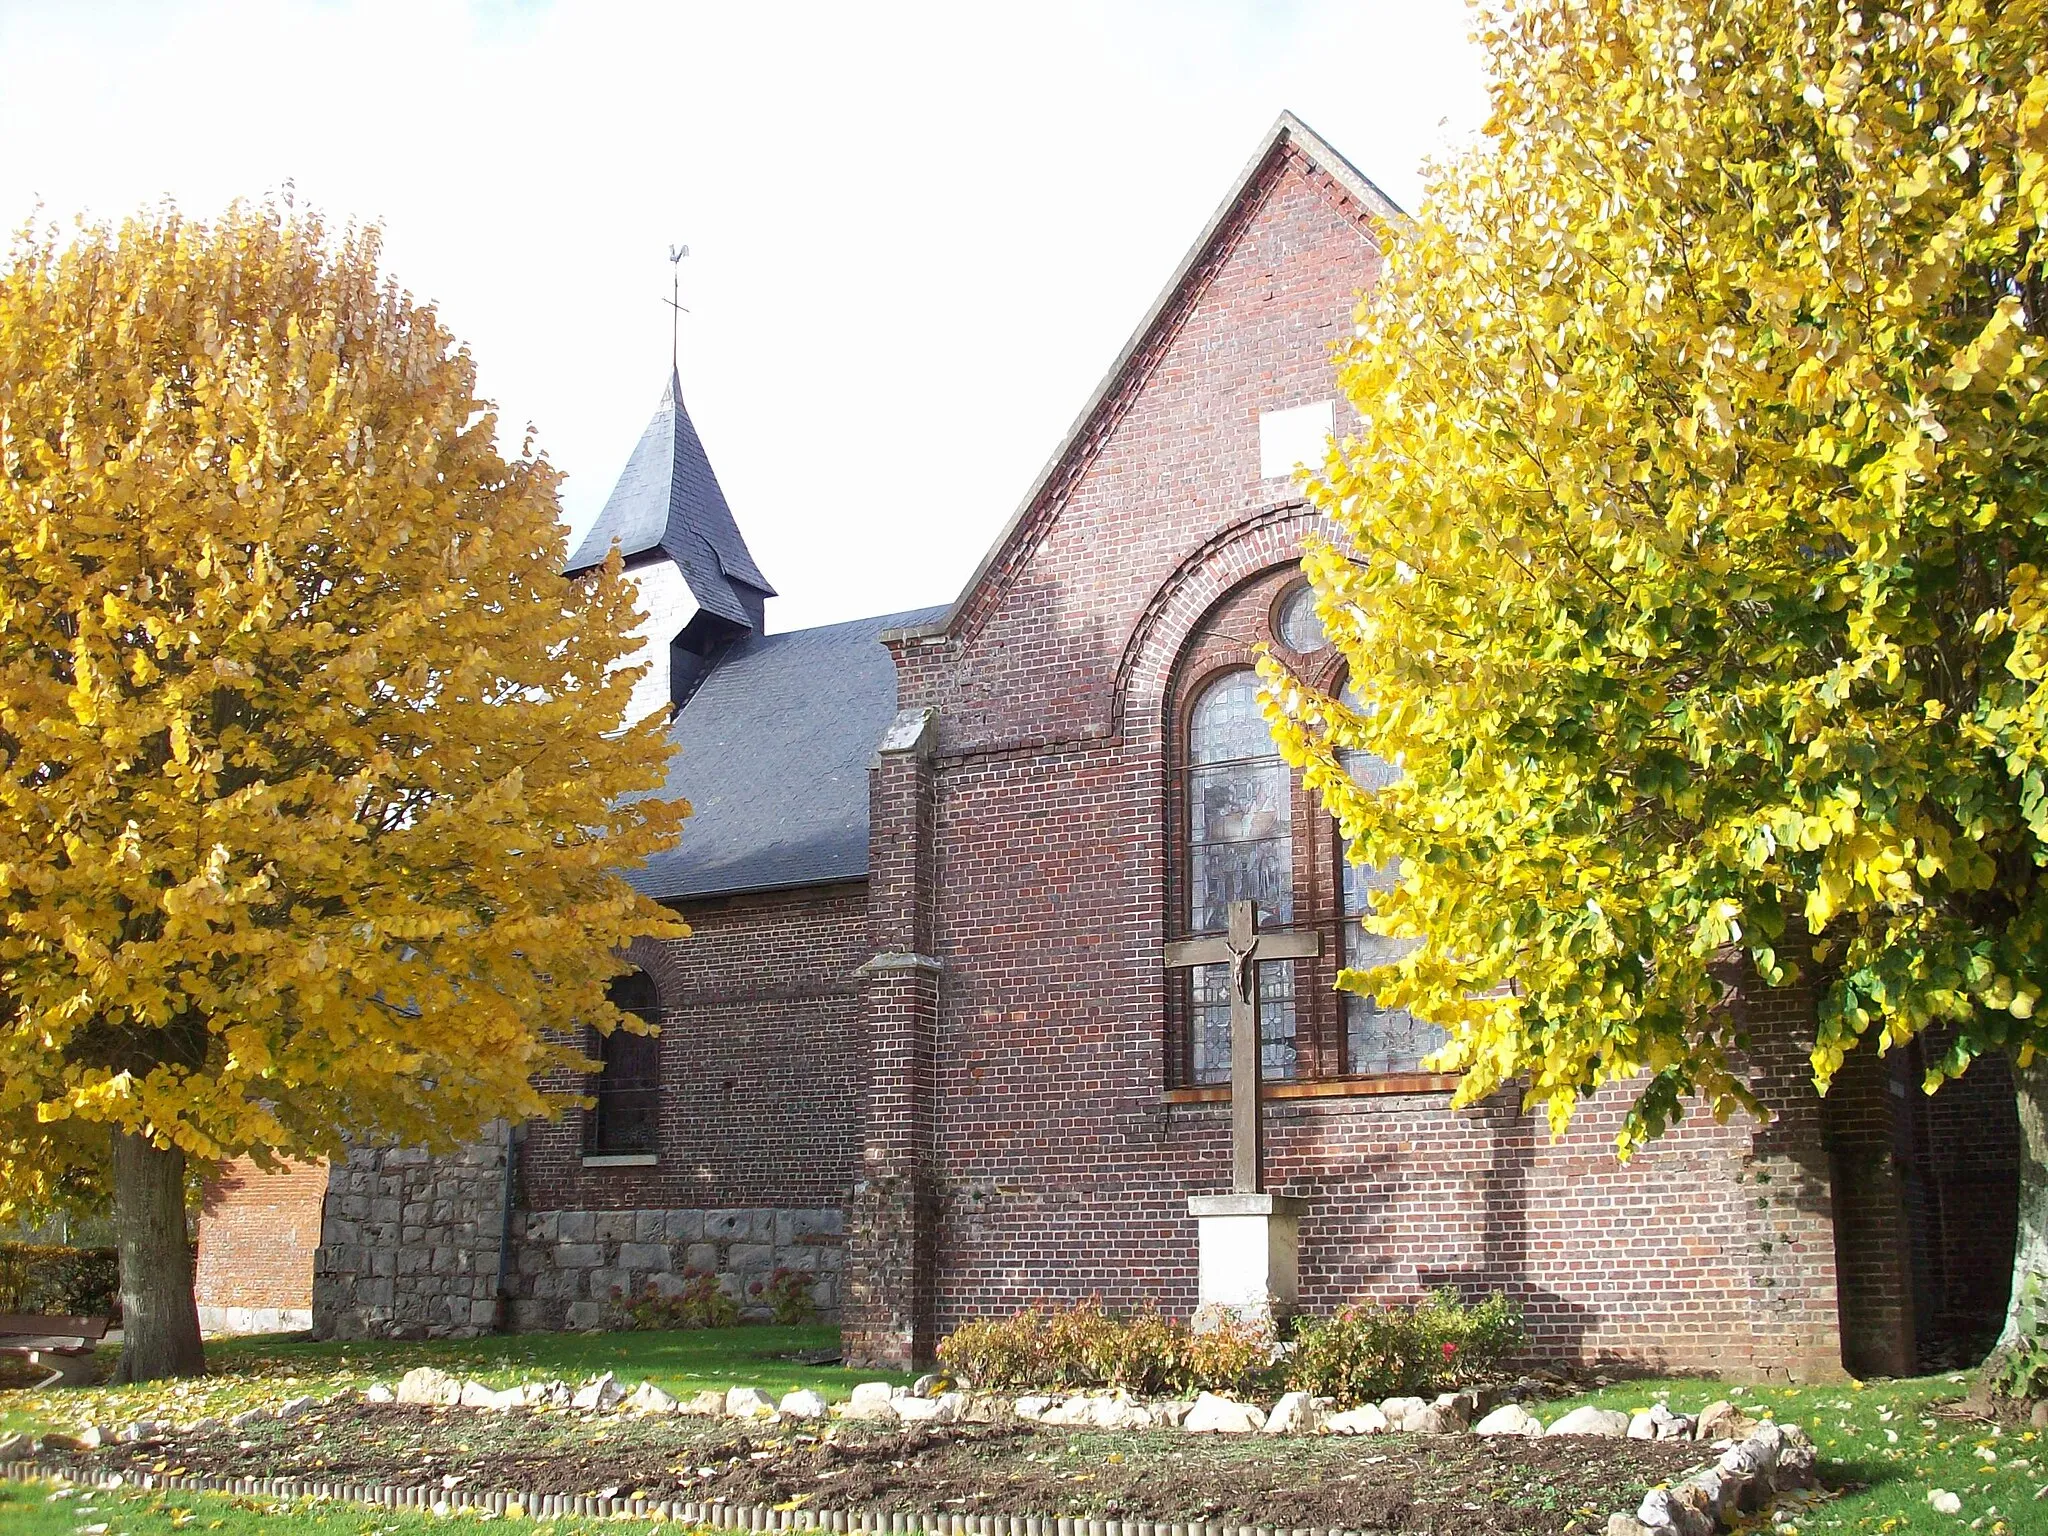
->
xmin=1164 ymin=898 xmax=1319 ymax=1194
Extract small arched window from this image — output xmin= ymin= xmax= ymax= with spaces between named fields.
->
xmin=1274 ymin=582 xmax=1328 ymax=655
xmin=587 ymin=969 xmax=661 ymax=1156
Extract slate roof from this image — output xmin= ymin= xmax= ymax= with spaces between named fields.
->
xmin=627 ymin=604 xmax=949 ymax=901
xmin=563 ymin=369 xmax=776 ymax=626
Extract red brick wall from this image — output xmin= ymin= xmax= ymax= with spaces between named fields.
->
xmin=843 ymin=708 xmax=942 ymax=1368
xmin=195 ymin=1158 xmax=328 ymax=1319
xmin=905 ymin=723 xmax=1841 ymax=1379
xmin=519 ymin=881 xmax=870 ymax=1211
xmin=847 ymin=131 xmax=1847 ymax=1378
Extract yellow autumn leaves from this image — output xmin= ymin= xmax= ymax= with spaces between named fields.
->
xmin=1265 ymin=0 xmax=2048 ymax=1151
xmin=0 ymin=203 xmax=684 ymax=1217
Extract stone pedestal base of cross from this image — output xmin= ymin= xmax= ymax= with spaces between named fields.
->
xmin=1164 ymin=898 xmax=1317 ymax=1327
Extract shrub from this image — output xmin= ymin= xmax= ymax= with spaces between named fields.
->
xmin=1090 ymin=1306 xmax=1183 ymax=1394
xmin=1041 ymin=1298 xmax=1129 ymax=1388
xmin=939 ymin=1308 xmax=1053 ymax=1391
xmin=1175 ymin=1310 xmax=1275 ymax=1396
xmin=0 ymin=1245 xmax=120 ymax=1317
xmin=1285 ymin=1289 xmax=1526 ymax=1405
xmin=754 ymin=1267 xmax=819 ymax=1326
xmin=614 ymin=1270 xmax=739 ymax=1331
xmin=937 ymin=1298 xmax=1278 ymax=1395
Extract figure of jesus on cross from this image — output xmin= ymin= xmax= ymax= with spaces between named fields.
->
xmin=1165 ymin=897 xmax=1319 ymax=1323
xmin=1164 ymin=898 xmax=1319 ymax=1193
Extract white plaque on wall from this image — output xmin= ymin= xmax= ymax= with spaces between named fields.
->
xmin=1258 ymin=399 xmax=1335 ymax=482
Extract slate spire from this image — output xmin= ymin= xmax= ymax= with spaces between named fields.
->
xmin=563 ymin=369 xmax=775 ymax=631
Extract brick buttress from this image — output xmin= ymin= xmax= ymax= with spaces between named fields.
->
xmin=845 ymin=705 xmax=942 ymax=1368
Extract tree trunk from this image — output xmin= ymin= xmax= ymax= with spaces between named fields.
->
xmin=1990 ymin=1052 xmax=2048 ymax=1385
xmin=111 ymin=1130 xmax=205 ymax=1382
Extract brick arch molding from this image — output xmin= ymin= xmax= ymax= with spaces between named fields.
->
xmin=619 ymin=938 xmax=685 ymax=1014
xmin=1112 ymin=500 xmax=1328 ymax=746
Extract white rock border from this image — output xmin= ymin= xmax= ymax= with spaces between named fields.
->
xmin=1609 ymin=1419 xmax=1820 ymax=1536
xmin=3 ymin=1374 xmax=1821 ymax=1536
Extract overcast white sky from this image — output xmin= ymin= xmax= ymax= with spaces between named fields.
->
xmin=0 ymin=1 xmax=1488 ymax=631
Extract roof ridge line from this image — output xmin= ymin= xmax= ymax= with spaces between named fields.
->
xmin=757 ymin=603 xmax=952 ymax=640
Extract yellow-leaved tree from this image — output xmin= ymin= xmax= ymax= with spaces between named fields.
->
xmin=0 ymin=205 xmax=685 ymax=1380
xmin=1266 ymin=0 xmax=2048 ymax=1386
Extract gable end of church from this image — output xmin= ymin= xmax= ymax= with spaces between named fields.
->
xmin=907 ymin=111 xmax=1400 ymax=655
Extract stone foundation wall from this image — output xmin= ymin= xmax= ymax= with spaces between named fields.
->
xmin=504 ymin=1206 xmax=844 ymax=1331
xmin=312 ymin=1130 xmax=512 ymax=1340
xmin=310 ymin=1124 xmax=848 ymax=1339
xmin=197 ymin=1304 xmax=314 ymax=1335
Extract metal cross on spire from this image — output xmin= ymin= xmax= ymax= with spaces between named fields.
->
xmin=665 ymin=244 xmax=691 ymax=369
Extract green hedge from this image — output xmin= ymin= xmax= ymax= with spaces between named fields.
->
xmin=0 ymin=1244 xmax=119 ymax=1317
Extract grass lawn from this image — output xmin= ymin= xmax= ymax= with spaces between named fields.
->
xmin=0 ymin=1477 xmax=561 ymax=1536
xmin=0 ymin=1325 xmax=909 ymax=1439
xmin=1550 ymin=1372 xmax=2046 ymax=1534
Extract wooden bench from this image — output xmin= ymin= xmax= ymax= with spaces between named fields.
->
xmin=0 ymin=1314 xmax=109 ymax=1388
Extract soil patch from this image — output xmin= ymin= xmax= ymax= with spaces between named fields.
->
xmin=42 ymin=1401 xmax=1707 ymax=1534
xmin=0 ymin=1357 xmax=53 ymax=1391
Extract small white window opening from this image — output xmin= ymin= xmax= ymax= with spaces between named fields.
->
xmin=1258 ymin=400 xmax=1335 ymax=481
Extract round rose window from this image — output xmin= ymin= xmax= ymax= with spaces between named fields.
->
xmin=1276 ymin=583 xmax=1327 ymax=654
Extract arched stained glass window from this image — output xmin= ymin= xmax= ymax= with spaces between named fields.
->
xmin=1186 ymin=670 xmax=1296 ymax=1082
xmin=587 ymin=969 xmax=661 ymax=1156
xmin=1164 ymin=568 xmax=1459 ymax=1093
xmin=1336 ymin=684 xmax=1447 ymax=1075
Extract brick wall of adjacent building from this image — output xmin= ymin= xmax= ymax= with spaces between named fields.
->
xmin=194 ymin=1158 xmax=328 ymax=1334
xmin=518 ymin=881 xmax=870 ymax=1215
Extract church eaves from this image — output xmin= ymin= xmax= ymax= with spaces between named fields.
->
xmin=562 ymin=368 xmax=775 ymax=628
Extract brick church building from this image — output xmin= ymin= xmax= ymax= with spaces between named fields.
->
xmin=195 ymin=114 xmax=2019 ymax=1382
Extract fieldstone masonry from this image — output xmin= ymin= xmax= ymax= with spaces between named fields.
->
xmin=313 ymin=1129 xmax=512 ymax=1340
xmin=507 ymin=1206 xmax=844 ymax=1331
xmin=310 ymin=1126 xmax=845 ymax=1338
